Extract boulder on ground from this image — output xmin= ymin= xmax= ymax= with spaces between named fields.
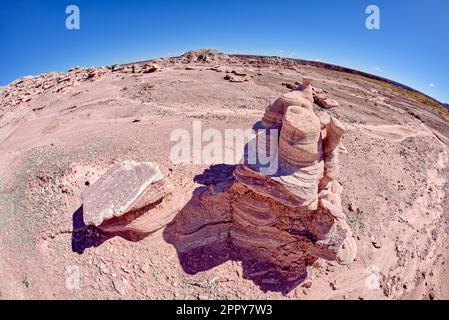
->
xmin=320 ymin=99 xmax=340 ymax=109
xmin=83 ymin=161 xmax=171 ymax=227
xmin=224 ymin=74 xmax=249 ymax=83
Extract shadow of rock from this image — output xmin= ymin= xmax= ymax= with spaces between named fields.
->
xmin=71 ymin=204 xmax=154 ymax=254
xmin=170 ymin=239 xmax=234 ymax=275
xmin=237 ymin=248 xmax=309 ymax=294
xmin=71 ymin=205 xmax=112 ymax=254
xmin=193 ymin=163 xmax=235 ymax=186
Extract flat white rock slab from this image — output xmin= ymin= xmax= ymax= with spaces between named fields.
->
xmin=83 ymin=161 xmax=164 ymax=227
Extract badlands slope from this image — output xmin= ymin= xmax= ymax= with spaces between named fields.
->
xmin=0 ymin=49 xmax=448 ymax=299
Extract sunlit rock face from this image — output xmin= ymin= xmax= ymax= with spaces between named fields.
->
xmin=261 ymin=78 xmax=315 ymax=128
xmin=83 ymin=161 xmax=166 ymax=226
xmin=82 ymin=161 xmax=181 ymax=239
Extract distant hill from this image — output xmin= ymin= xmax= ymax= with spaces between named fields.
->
xmin=231 ymin=53 xmax=447 ymax=111
xmin=444 ymin=103 xmax=449 ymax=110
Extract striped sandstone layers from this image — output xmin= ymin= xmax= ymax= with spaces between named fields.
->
xmin=261 ymin=78 xmax=314 ymax=128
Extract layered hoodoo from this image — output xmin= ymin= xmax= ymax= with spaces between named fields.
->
xmin=82 ymin=161 xmax=176 ymax=237
xmin=232 ymin=79 xmax=356 ymax=267
xmin=168 ymin=78 xmax=357 ymax=288
xmin=235 ymin=106 xmax=324 ymax=209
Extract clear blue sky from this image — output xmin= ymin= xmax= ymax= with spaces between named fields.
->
xmin=1 ymin=0 xmax=448 ymax=102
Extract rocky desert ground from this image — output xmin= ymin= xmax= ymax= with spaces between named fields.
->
xmin=0 ymin=49 xmax=448 ymax=300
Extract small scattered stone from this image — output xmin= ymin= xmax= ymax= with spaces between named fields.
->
xmin=347 ymin=203 xmax=354 ymax=212
xmin=372 ymin=241 xmax=382 ymax=249
xmin=112 ymin=278 xmax=128 ymax=296
xmin=330 ymin=281 xmax=337 ymax=290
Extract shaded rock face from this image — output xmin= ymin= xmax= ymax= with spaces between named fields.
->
xmin=82 ymin=161 xmax=175 ymax=237
xmin=166 ymin=79 xmax=357 ymax=292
